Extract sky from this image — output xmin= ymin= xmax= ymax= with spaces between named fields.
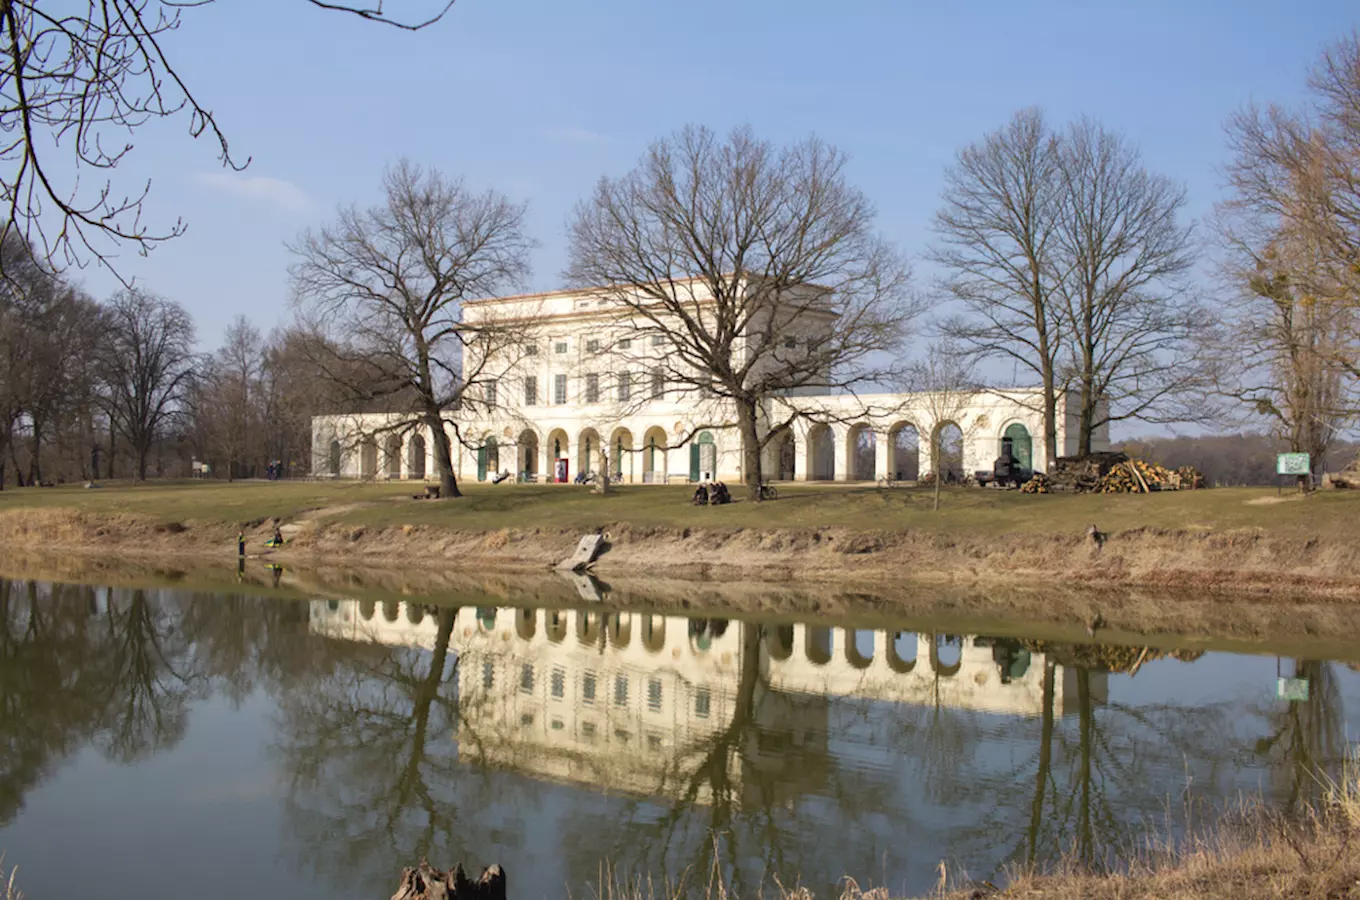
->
xmin=65 ymin=0 xmax=1360 ymax=353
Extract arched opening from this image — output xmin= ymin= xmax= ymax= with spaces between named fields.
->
xmin=546 ymin=610 xmax=567 ymax=643
xmin=328 ymin=439 xmax=341 ymax=476
xmin=518 ymin=430 xmax=539 ymax=481
xmin=1001 ymin=422 xmax=1034 ymax=474
xmin=360 ymin=437 xmax=378 ymax=478
xmin=386 ymin=434 xmax=402 ymax=478
xmin=607 ymin=613 xmax=632 ymax=649
xmin=806 ymin=626 xmax=833 ymax=665
xmin=806 ymin=424 xmax=835 ymax=481
xmin=611 ymin=428 xmax=634 ymax=482
xmin=765 ymin=624 xmax=795 ymax=660
xmin=847 ymin=424 xmax=875 ymax=481
xmin=477 ymin=436 xmax=500 ymax=482
xmin=643 ymin=426 xmax=668 ymax=483
xmin=382 ymin=599 xmax=400 ymax=622
xmin=688 ymin=431 xmax=718 ymax=482
xmin=845 ymin=629 xmax=874 ymax=669
xmin=408 ymin=433 xmax=427 ymax=480
xmin=359 ymin=599 xmax=376 ymax=620
xmin=579 ymin=428 xmax=602 ymax=480
xmin=477 ymin=607 xmax=497 ymax=632
xmin=773 ymin=428 xmax=795 ymax=480
xmin=889 ymin=423 xmax=920 ymax=481
xmin=516 ymin=607 xmax=536 ymax=640
xmin=547 ymin=429 xmax=570 ymax=483
xmin=576 ymin=610 xmax=602 ymax=646
xmin=642 ymin=616 xmax=666 ymax=653
xmin=887 ymin=631 xmax=918 ymax=673
xmin=932 ymin=422 xmax=964 ymax=484
xmin=406 ymin=603 xmax=424 ymax=625
xmin=687 ymin=618 xmax=728 ymax=652
xmin=930 ymin=633 xmax=962 ymax=677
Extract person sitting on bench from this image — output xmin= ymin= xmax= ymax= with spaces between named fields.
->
xmin=491 ymin=469 xmax=511 ymax=484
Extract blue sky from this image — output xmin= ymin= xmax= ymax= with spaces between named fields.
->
xmin=74 ymin=0 xmax=1359 ymax=351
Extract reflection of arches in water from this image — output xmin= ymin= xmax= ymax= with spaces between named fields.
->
xmin=383 ymin=599 xmax=400 ymax=622
xmin=845 ymin=628 xmax=874 ymax=668
xmin=406 ymin=603 xmax=424 ymax=625
xmin=930 ymin=633 xmax=962 ymax=677
xmin=765 ymin=624 xmax=794 ymax=661
xmin=516 ymin=608 xmax=536 ymax=640
xmin=576 ymin=611 xmax=602 ymax=646
xmin=887 ymin=631 xmax=918 ymax=673
xmin=642 ymin=616 xmax=665 ymax=653
xmin=359 ymin=599 xmax=376 ymax=620
xmin=806 ymin=626 xmax=833 ymax=665
xmin=546 ymin=610 xmax=567 ymax=643
xmin=477 ymin=607 xmax=497 ymax=631
xmin=688 ymin=618 xmax=729 ymax=652
xmin=607 ymin=613 xmax=631 ymax=649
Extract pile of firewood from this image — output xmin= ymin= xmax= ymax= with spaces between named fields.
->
xmin=1099 ymin=459 xmax=1206 ymax=493
xmin=1019 ymin=453 xmax=1205 ymax=494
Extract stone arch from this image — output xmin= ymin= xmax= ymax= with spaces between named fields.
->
xmin=476 ymin=607 xmax=497 ymax=632
xmin=771 ymin=427 xmax=795 ymax=480
xmin=518 ymin=429 xmax=539 ymax=480
xmin=611 ymin=427 xmax=634 ymax=482
xmin=386 ymin=434 xmax=402 ymax=478
xmin=845 ymin=628 xmax=874 ymax=669
xmin=690 ymin=431 xmax=717 ymax=482
xmin=328 ymin=439 xmax=342 ymax=476
xmin=546 ymin=610 xmax=567 ymax=643
xmin=642 ymin=616 xmax=666 ymax=653
xmin=688 ymin=618 xmax=728 ymax=652
xmin=887 ymin=630 xmax=918 ymax=673
xmin=406 ymin=603 xmax=424 ymax=625
xmin=846 ymin=424 xmax=875 ymax=481
xmin=1000 ymin=421 xmax=1034 ymax=473
xmin=888 ymin=422 xmax=920 ymax=481
xmin=806 ymin=424 xmax=835 ymax=481
xmin=643 ymin=426 xmax=668 ymax=483
xmin=408 ymin=433 xmax=427 ymax=479
xmin=930 ymin=633 xmax=962 ymax=677
xmin=359 ymin=599 xmax=376 ymax=620
xmin=516 ymin=607 xmax=536 ymax=641
xmin=607 ymin=612 xmax=631 ymax=649
xmin=547 ymin=428 xmax=571 ymax=482
xmin=765 ymin=623 xmax=795 ymax=660
xmin=360 ymin=436 xmax=378 ymax=478
xmin=579 ymin=428 xmax=602 ymax=478
xmin=932 ymin=422 xmax=964 ymax=484
xmin=806 ymin=625 xmax=833 ymax=665
xmin=382 ymin=599 xmax=400 ymax=622
xmin=477 ymin=435 xmax=500 ymax=482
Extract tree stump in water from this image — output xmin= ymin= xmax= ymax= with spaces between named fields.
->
xmin=390 ymin=862 xmax=505 ymax=900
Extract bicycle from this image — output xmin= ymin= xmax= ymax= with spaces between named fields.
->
xmin=759 ymin=482 xmax=778 ymax=501
xmin=876 ymin=475 xmax=898 ymax=489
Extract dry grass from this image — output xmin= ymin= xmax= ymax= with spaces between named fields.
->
xmin=1 ymin=855 xmax=20 ymax=900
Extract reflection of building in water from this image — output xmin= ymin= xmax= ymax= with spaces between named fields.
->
xmin=309 ymin=600 xmax=1106 ymax=801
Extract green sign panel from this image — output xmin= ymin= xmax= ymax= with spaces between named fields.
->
xmin=1277 ymin=677 xmax=1310 ymax=702
xmin=1277 ymin=453 xmax=1311 ymax=476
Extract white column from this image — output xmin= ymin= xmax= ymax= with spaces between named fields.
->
xmin=792 ymin=428 xmax=807 ymax=482
xmin=875 ymin=431 xmax=890 ymax=481
xmin=832 ymin=428 xmax=848 ymax=482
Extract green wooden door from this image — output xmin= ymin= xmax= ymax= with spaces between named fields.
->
xmin=477 ymin=445 xmax=488 ymax=481
xmin=689 ymin=444 xmax=701 ymax=481
xmin=1004 ymin=423 xmax=1033 ymax=471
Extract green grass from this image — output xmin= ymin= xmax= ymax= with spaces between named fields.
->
xmin=1 ymin=477 xmax=1357 ymax=538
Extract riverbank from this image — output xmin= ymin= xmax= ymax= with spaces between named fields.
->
xmin=2 ymin=480 xmax=1359 ymax=599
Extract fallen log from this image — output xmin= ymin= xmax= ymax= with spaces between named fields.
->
xmin=390 ymin=862 xmax=506 ymax=900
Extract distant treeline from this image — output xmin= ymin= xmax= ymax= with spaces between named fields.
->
xmin=1114 ymin=434 xmax=1360 ymax=487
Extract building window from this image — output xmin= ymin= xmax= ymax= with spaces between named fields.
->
xmin=650 ymin=335 xmax=665 ymax=347
xmin=551 ymin=718 xmax=565 ymax=731
xmin=525 ymin=344 xmax=538 ymax=356
xmin=614 ymin=674 xmax=629 ymax=707
xmin=651 ymin=369 xmax=665 ymax=399
xmin=618 ymin=372 xmax=631 ymax=402
xmin=614 ymin=729 xmax=631 ymax=745
xmin=647 ymin=679 xmax=662 ymax=712
xmin=520 ymin=713 xmax=534 ymax=727
xmin=783 ymin=336 xmax=798 ymax=349
xmin=618 ymin=338 xmax=632 ymax=350
xmin=647 ymin=734 xmax=663 ymax=751
xmin=554 ymin=374 xmax=568 ymax=405
xmin=585 ymin=373 xmax=600 ymax=403
xmin=581 ymin=721 xmax=598 ymax=742
xmin=484 ymin=380 xmax=497 ymax=407
xmin=551 ymin=668 xmax=566 ymax=699
xmin=695 ymin=688 xmax=711 ymax=718
xmin=482 ymin=661 xmax=494 ymax=690
xmin=520 ymin=664 xmax=534 ymax=694
xmin=582 ymin=671 xmax=597 ymax=704
xmin=524 ymin=376 xmax=538 ymax=406
xmin=586 ymin=338 xmax=600 ymax=353
xmin=555 ymin=341 xmax=568 ymax=354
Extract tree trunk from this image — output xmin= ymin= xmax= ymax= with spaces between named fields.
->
xmin=1078 ymin=381 xmax=1094 ymax=457
xmin=136 ymin=441 xmax=150 ymax=481
xmin=425 ymin=412 xmax=461 ymax=499
xmin=1041 ymin=371 xmax=1059 ymax=471
xmin=28 ymin=419 xmax=41 ymax=484
xmin=933 ymin=453 xmax=942 ymax=511
xmin=735 ymin=399 xmax=763 ymax=502
xmin=107 ymin=429 xmax=116 ymax=480
xmin=1026 ymin=660 xmax=1057 ymax=866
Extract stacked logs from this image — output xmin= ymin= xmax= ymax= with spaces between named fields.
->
xmin=1019 ymin=452 xmax=1206 ymax=494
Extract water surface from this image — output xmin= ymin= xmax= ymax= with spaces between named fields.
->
xmin=1 ymin=578 xmax=1356 ymax=898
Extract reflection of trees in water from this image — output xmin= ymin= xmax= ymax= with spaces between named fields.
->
xmin=1252 ymin=660 xmax=1346 ymax=813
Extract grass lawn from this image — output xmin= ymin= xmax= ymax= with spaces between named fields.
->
xmin=0 ymin=477 xmax=1356 ymax=538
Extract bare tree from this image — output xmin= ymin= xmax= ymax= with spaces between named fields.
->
xmin=932 ymin=108 xmax=1065 ymax=466
xmin=907 ymin=343 xmax=980 ymax=511
xmin=289 ymin=160 xmax=534 ymax=499
xmin=96 ymin=289 xmax=197 ymax=480
xmin=1053 ymin=119 xmax=1201 ymax=454
xmin=0 ymin=1 xmax=455 ymax=277
xmin=567 ymin=125 xmax=916 ymax=502
xmin=191 ymin=316 xmax=264 ymax=480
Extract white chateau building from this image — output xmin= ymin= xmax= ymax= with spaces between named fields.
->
xmin=311 ymin=280 xmax=1107 ymax=484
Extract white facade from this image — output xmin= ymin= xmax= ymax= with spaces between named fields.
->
xmin=311 ymin=283 xmax=1107 ymax=483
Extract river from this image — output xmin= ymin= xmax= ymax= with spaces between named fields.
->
xmin=1 ymin=576 xmax=1357 ymax=898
